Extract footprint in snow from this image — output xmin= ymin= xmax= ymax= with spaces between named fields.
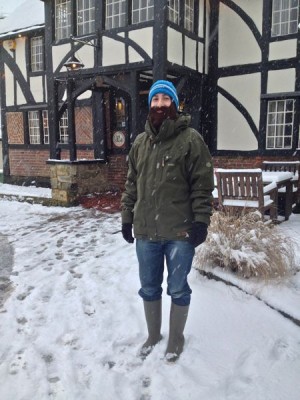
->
xmin=16 ymin=286 xmax=34 ymax=301
xmin=8 ymin=350 xmax=26 ymax=375
xmin=270 ymin=338 xmax=300 ymax=361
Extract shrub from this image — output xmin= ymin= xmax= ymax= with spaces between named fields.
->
xmin=195 ymin=211 xmax=296 ymax=279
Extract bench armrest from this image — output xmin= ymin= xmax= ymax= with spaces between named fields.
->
xmin=263 ymin=182 xmax=277 ymax=194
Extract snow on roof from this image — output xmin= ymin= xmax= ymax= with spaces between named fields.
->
xmin=0 ymin=0 xmax=44 ymax=37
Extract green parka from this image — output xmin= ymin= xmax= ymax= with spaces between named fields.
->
xmin=121 ymin=113 xmax=214 ymax=240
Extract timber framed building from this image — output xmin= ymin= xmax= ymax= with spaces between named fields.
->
xmin=0 ymin=0 xmax=299 ymax=200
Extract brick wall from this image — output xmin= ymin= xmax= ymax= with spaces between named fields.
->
xmin=7 ymin=112 xmax=24 ymax=144
xmin=75 ymin=107 xmax=93 ymax=144
xmin=9 ymin=149 xmax=50 ymax=177
xmin=212 ymin=155 xmax=298 ymax=169
xmin=107 ymin=154 xmax=128 ymax=190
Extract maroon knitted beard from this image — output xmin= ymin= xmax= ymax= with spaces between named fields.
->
xmin=148 ymin=103 xmax=177 ymax=131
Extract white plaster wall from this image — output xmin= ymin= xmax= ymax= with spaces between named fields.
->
xmin=232 ymin=0 xmax=263 ymax=34
xmin=129 ymin=27 xmax=153 ymax=58
xmin=102 ymin=37 xmax=125 ymax=66
xmin=4 ymin=66 xmax=14 ymax=107
xmin=198 ymin=42 xmax=204 ymax=73
xmin=269 ymin=39 xmax=297 ymax=61
xmin=219 ymin=3 xmax=261 ymax=67
xmin=52 ymin=43 xmax=71 ymax=72
xmin=218 ymin=73 xmax=261 ymax=127
xmin=52 ymin=43 xmax=93 ymax=72
xmin=198 ymin=0 xmax=205 ymax=38
xmin=129 ymin=47 xmax=144 ymax=63
xmin=167 ymin=28 xmax=183 ymax=65
xmin=30 ymin=76 xmax=44 ymax=103
xmin=77 ymin=90 xmax=92 ymax=100
xmin=14 ymin=37 xmax=27 ymax=78
xmin=76 ymin=45 xmax=94 ymax=69
xmin=185 ymin=37 xmax=197 ymax=70
xmin=217 ymin=94 xmax=258 ymax=151
xmin=267 ymin=69 xmax=296 ymax=93
xmin=3 ymin=38 xmax=27 ymax=106
xmin=17 ymin=82 xmax=26 ymax=105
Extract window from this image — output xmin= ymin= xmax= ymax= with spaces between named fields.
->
xmin=28 ymin=111 xmax=40 ymax=144
xmin=59 ymin=111 xmax=69 ymax=144
xmin=106 ymin=0 xmax=126 ymax=29
xmin=55 ymin=0 xmax=72 ymax=40
xmin=132 ymin=0 xmax=154 ymax=24
xmin=28 ymin=110 xmax=49 ymax=144
xmin=77 ymin=0 xmax=95 ymax=35
xmin=184 ymin=0 xmax=194 ymax=32
xmin=271 ymin=0 xmax=299 ymax=37
xmin=42 ymin=110 xmax=49 ymax=144
xmin=168 ymin=0 xmax=179 ymax=24
xmin=115 ymin=97 xmax=126 ymax=129
xmin=266 ymin=99 xmax=295 ymax=149
xmin=31 ymin=36 xmax=44 ymax=72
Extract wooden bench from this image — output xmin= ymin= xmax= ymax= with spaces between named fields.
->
xmin=262 ymin=161 xmax=300 ymax=213
xmin=215 ymin=168 xmax=278 ymax=221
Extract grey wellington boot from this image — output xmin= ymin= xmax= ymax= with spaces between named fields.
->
xmin=139 ymin=299 xmax=162 ymax=358
xmin=165 ymin=303 xmax=189 ymax=362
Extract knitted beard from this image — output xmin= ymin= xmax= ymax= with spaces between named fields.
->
xmin=148 ymin=103 xmax=177 ymax=131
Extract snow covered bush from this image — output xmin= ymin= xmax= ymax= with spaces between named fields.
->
xmin=195 ymin=211 xmax=296 ymax=279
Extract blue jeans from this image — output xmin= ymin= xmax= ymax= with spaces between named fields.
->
xmin=136 ymin=239 xmax=195 ymax=306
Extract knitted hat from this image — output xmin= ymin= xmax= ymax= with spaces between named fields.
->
xmin=148 ymin=80 xmax=179 ymax=110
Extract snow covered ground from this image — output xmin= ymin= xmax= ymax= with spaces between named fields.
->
xmin=0 ymin=183 xmax=300 ymax=400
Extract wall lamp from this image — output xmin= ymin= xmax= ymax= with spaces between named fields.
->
xmin=63 ymin=55 xmax=84 ymax=71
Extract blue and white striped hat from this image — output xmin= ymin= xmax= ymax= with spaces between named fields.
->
xmin=148 ymin=80 xmax=179 ymax=109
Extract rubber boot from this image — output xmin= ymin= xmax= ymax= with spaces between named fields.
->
xmin=165 ymin=303 xmax=189 ymax=362
xmin=139 ymin=299 xmax=162 ymax=358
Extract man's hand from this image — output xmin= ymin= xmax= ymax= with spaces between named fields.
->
xmin=187 ymin=222 xmax=208 ymax=247
xmin=122 ymin=223 xmax=134 ymax=243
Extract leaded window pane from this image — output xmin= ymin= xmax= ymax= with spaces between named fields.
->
xmin=55 ymin=0 xmax=72 ymax=40
xmin=132 ymin=0 xmax=154 ymax=24
xmin=271 ymin=0 xmax=299 ymax=37
xmin=266 ymin=99 xmax=295 ymax=149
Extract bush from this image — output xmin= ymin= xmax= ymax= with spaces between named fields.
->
xmin=195 ymin=211 xmax=296 ymax=279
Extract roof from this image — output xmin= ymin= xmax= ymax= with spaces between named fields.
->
xmin=0 ymin=0 xmax=44 ymax=38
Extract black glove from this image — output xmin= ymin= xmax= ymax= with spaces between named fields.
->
xmin=187 ymin=222 xmax=208 ymax=247
xmin=122 ymin=223 xmax=134 ymax=243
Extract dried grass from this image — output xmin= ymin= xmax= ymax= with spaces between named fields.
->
xmin=195 ymin=210 xmax=296 ymax=279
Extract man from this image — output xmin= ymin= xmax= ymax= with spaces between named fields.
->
xmin=121 ymin=80 xmax=214 ymax=362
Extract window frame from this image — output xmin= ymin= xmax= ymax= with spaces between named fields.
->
xmin=27 ymin=110 xmax=49 ymax=145
xmin=132 ymin=0 xmax=154 ymax=25
xmin=168 ymin=0 xmax=179 ymax=25
xmin=30 ymin=36 xmax=44 ymax=72
xmin=28 ymin=111 xmax=41 ymax=145
xmin=105 ymin=0 xmax=127 ymax=29
xmin=55 ymin=0 xmax=96 ymax=41
xmin=271 ymin=0 xmax=299 ymax=37
xmin=184 ymin=0 xmax=195 ymax=32
xmin=55 ymin=0 xmax=72 ymax=41
xmin=265 ymin=98 xmax=296 ymax=150
xmin=42 ymin=110 xmax=50 ymax=145
xmin=59 ymin=110 xmax=69 ymax=144
xmin=167 ymin=0 xmax=197 ymax=34
xmin=77 ymin=0 xmax=96 ymax=36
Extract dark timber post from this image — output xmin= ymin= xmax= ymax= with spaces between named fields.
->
xmin=67 ymin=79 xmax=77 ymax=162
xmin=153 ymin=0 xmax=168 ymax=81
